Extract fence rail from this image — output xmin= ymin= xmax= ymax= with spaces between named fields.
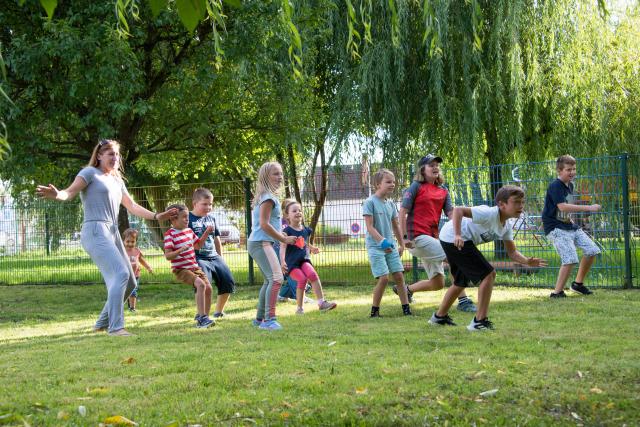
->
xmin=1 ymin=155 xmax=638 ymax=289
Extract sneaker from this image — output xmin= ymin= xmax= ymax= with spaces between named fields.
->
xmin=403 ymin=308 xmax=413 ymax=316
xmin=195 ymin=314 xmax=202 ymax=321
xmin=251 ymin=319 xmax=263 ymax=327
xmin=305 ymin=283 xmax=312 ymax=293
xmin=570 ymin=282 xmax=593 ymax=295
xmin=392 ymin=285 xmax=414 ymax=303
xmin=296 ymin=307 xmax=305 ymax=315
xmin=277 ymin=296 xmax=288 ymax=302
xmin=196 ymin=316 xmax=215 ymax=328
xmin=550 ymin=291 xmax=567 ymax=298
xmin=128 ymin=307 xmax=136 ymax=312
xmin=456 ymin=299 xmax=477 ymax=312
xmin=467 ymin=317 xmax=494 ymax=331
xmin=258 ymin=319 xmax=283 ymax=330
xmin=429 ymin=313 xmax=456 ymax=326
xmin=318 ymin=301 xmax=337 ymax=312
xmin=303 ymin=296 xmax=315 ymax=304
xmin=213 ymin=312 xmax=225 ymax=319
xmin=370 ymin=311 xmax=382 ymax=318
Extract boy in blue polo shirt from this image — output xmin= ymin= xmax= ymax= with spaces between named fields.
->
xmin=363 ymin=168 xmax=411 ymax=317
xmin=542 ymin=155 xmax=601 ymax=298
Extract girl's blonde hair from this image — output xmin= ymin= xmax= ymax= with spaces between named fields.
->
xmin=282 ymin=198 xmax=301 ymax=218
xmin=372 ymin=168 xmax=395 ymax=188
xmin=123 ymin=228 xmax=139 ymax=240
xmin=87 ymin=139 xmax=125 ymax=180
xmin=413 ymin=164 xmax=445 ymax=185
xmin=252 ymin=162 xmax=283 ymax=207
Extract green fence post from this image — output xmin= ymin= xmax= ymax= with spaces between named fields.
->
xmin=620 ymin=153 xmax=633 ymax=288
xmin=44 ymin=210 xmax=50 ymax=257
xmin=244 ymin=177 xmax=254 ymax=286
xmin=408 ymin=165 xmax=419 ymax=285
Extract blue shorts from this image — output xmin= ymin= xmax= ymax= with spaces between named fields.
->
xmin=367 ymin=246 xmax=404 ymax=278
xmin=196 ymin=256 xmax=236 ymax=295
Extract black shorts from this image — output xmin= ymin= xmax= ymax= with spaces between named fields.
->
xmin=440 ymin=241 xmax=494 ymax=288
xmin=196 ymin=256 xmax=236 ymax=295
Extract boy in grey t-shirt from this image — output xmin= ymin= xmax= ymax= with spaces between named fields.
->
xmin=430 ymin=185 xmax=547 ymax=331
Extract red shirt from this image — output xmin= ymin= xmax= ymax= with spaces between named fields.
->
xmin=163 ymin=228 xmax=199 ymax=271
xmin=401 ymin=181 xmax=453 ymax=239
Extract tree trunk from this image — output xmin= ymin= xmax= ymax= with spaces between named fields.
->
xmin=485 ymin=126 xmax=506 ymax=259
xmin=287 ymin=143 xmax=301 ymax=203
xmin=308 ymin=143 xmax=329 ymax=244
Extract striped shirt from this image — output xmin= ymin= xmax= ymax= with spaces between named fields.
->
xmin=164 ymin=227 xmax=199 ymax=271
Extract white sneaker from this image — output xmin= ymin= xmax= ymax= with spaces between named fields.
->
xmin=296 ymin=307 xmax=304 ymax=315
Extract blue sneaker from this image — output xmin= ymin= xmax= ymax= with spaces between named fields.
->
xmin=252 ymin=319 xmax=263 ymax=327
xmin=196 ymin=316 xmax=215 ymax=328
xmin=456 ymin=298 xmax=477 ymax=312
xmin=258 ymin=319 xmax=283 ymax=331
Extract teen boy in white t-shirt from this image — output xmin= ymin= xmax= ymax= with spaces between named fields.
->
xmin=430 ymin=185 xmax=547 ymax=331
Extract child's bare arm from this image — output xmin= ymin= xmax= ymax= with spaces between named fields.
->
xmin=557 ymin=202 xmax=601 ymax=213
xmin=279 ymin=240 xmax=288 ymax=272
xmin=451 ymin=207 xmax=473 ymax=249
xmin=504 ymin=241 xmax=548 ymax=267
xmin=164 ymin=245 xmax=189 ymax=260
xmin=194 ymin=226 xmax=213 ymax=250
xmin=214 ymin=235 xmax=223 ymax=256
xmin=391 ymin=217 xmax=404 ymax=256
xmin=138 ymin=252 xmax=154 ymax=273
xmin=364 ymin=215 xmax=384 ymax=243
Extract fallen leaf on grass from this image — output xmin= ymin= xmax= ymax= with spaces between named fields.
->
xmin=163 ymin=422 xmax=179 ymax=427
xmin=121 ymin=357 xmax=135 ymax=365
xmin=103 ymin=415 xmax=138 ymax=426
xmin=78 ymin=406 xmax=87 ymax=417
xmin=577 ymin=371 xmax=583 ymax=378
xmin=571 ymin=412 xmax=582 ymax=420
xmin=328 ymin=341 xmax=336 ymax=346
xmin=281 ymin=412 xmax=290 ymax=419
xmin=479 ymin=389 xmax=499 ymax=397
xmin=606 ymin=402 xmax=615 ymax=409
xmin=57 ymin=411 xmax=70 ymax=420
xmin=282 ymin=401 xmax=293 ymax=408
xmin=86 ymin=387 xmax=110 ymax=395
xmin=590 ymin=387 xmax=603 ymax=394
xmin=515 ymin=361 xmax=527 ymax=365
xmin=355 ymin=388 xmax=368 ymax=395
xmin=497 ymin=370 xmax=505 ymax=375
xmin=473 ymin=371 xmax=486 ymax=378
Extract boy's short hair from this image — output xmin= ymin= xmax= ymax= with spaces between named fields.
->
xmin=556 ymin=155 xmax=576 ymax=171
xmin=193 ymin=187 xmax=213 ymax=202
xmin=167 ymin=203 xmax=188 ymax=214
xmin=373 ymin=168 xmax=394 ymax=187
xmin=123 ymin=228 xmax=139 ymax=240
xmin=495 ymin=185 xmax=525 ymax=205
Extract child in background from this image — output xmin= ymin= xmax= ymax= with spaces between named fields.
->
xmin=247 ymin=162 xmax=297 ymax=331
xmin=279 ymin=199 xmax=337 ymax=315
xmin=542 ymin=155 xmax=602 ymax=297
xmin=123 ymin=228 xmax=153 ymax=312
xmin=431 ymin=185 xmax=547 ymax=331
xmin=164 ymin=204 xmax=215 ymax=328
xmin=363 ymin=169 xmax=411 ymax=317
xmin=189 ymin=188 xmax=236 ymax=318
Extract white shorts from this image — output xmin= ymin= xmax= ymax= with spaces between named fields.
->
xmin=547 ymin=228 xmax=601 ymax=265
xmin=408 ymin=234 xmax=446 ymax=279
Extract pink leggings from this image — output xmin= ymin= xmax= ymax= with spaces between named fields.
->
xmin=289 ymin=262 xmax=319 ymax=289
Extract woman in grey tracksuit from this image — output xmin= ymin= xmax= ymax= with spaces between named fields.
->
xmin=36 ymin=139 xmax=176 ymax=336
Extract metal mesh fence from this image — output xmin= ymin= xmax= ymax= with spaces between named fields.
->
xmin=0 ymin=155 xmax=637 ymax=288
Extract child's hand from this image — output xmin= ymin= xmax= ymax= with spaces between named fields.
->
xmin=281 ymin=262 xmax=288 ymax=274
xmin=179 ymin=245 xmax=191 ymax=253
xmin=380 ymin=238 xmax=394 ymax=253
xmin=310 ymin=246 xmax=320 ymax=255
xmin=403 ymin=238 xmax=415 ymax=249
xmin=205 ymin=225 xmax=214 ymax=233
xmin=526 ymin=257 xmax=548 ymax=267
xmin=454 ymin=235 xmax=464 ymax=250
xmin=149 ymin=268 xmax=154 ymax=275
xmin=398 ymin=244 xmax=404 ymax=257
xmin=283 ymin=235 xmax=297 ymax=245
xmin=589 ymin=204 xmax=602 ymax=212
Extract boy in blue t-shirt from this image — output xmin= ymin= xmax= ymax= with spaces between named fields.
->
xmin=189 ymin=188 xmax=237 ymax=318
xmin=542 ymin=155 xmax=601 ymax=298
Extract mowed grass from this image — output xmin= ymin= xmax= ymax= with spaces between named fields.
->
xmin=0 ymin=284 xmax=639 ymax=426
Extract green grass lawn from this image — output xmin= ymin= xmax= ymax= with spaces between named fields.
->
xmin=1 ymin=284 xmax=639 ymax=426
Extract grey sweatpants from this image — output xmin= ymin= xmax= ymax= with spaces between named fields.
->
xmin=248 ymin=240 xmax=283 ymax=321
xmin=81 ymin=221 xmax=136 ymax=332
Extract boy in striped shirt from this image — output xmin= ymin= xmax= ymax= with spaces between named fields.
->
xmin=164 ymin=204 xmax=215 ymax=328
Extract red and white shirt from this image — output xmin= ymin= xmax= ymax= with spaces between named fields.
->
xmin=164 ymin=227 xmax=199 ymax=272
